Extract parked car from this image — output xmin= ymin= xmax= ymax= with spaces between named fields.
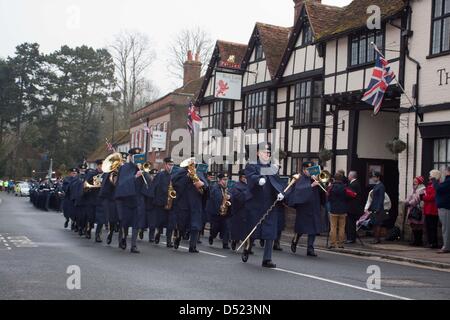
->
xmin=15 ymin=182 xmax=30 ymax=197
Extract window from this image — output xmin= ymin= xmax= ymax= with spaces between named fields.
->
xmin=431 ymin=0 xmax=450 ymax=55
xmin=302 ymin=22 xmax=313 ymax=46
xmin=245 ymin=90 xmax=275 ymax=129
xmin=255 ymin=43 xmax=264 ymax=61
xmin=350 ymin=30 xmax=383 ymax=66
xmin=210 ymin=100 xmax=233 ymax=132
xmin=433 ymin=138 xmax=450 ymax=174
xmin=293 ymin=80 xmax=323 ymax=125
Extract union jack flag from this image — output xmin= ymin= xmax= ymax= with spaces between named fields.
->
xmin=361 ymin=50 xmax=396 ymax=115
xmin=187 ymin=101 xmax=202 ymax=135
xmin=106 ymin=139 xmax=114 ymax=152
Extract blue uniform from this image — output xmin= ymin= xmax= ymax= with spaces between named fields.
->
xmin=99 ymin=172 xmax=118 ymax=227
xmin=288 ymin=175 xmax=324 ymax=235
xmin=115 ymin=163 xmax=139 ymax=229
xmin=207 ymin=183 xmax=230 ymax=246
xmin=287 ymin=174 xmax=325 ymax=253
xmin=171 ymin=168 xmax=208 ymax=249
xmin=245 ymin=162 xmax=284 ymax=241
xmin=152 ymin=170 xmax=176 ymax=241
xmin=62 ymin=176 xmax=77 ymax=221
xmin=136 ymin=172 xmax=156 ymax=233
xmin=229 ymin=181 xmax=249 ymax=242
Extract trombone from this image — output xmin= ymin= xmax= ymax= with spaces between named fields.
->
xmin=312 ymin=170 xmax=331 ymax=193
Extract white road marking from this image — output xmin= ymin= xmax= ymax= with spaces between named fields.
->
xmin=274 ymin=267 xmax=413 ymax=300
xmin=160 ymin=241 xmax=227 ymax=258
xmin=279 ymin=241 xmax=450 ymax=273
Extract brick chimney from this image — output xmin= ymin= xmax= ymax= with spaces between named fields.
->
xmin=183 ymin=50 xmax=202 ymax=86
xmin=294 ymin=0 xmax=321 ymax=24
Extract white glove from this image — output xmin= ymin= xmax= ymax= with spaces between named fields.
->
xmin=259 ymin=177 xmax=266 ymax=186
xmin=277 ymin=193 xmax=285 ymax=201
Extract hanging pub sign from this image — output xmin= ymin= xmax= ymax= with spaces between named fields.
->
xmin=214 ymin=71 xmax=242 ymax=101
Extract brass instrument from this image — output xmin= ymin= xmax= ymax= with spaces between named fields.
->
xmin=83 ymin=174 xmax=103 ymax=192
xmin=164 ymin=182 xmax=177 ymax=210
xmin=180 ymin=157 xmax=204 ymax=194
xmin=219 ymin=186 xmax=231 ymax=217
xmin=102 ymin=153 xmax=124 ymax=186
xmin=142 ymin=162 xmax=152 ymax=173
xmin=314 ymin=170 xmax=331 ymax=193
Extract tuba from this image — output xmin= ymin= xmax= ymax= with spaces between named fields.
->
xmin=102 ymin=153 xmax=124 ymax=186
xmin=165 ymin=182 xmax=177 ymax=210
xmin=219 ymin=186 xmax=231 ymax=217
xmin=180 ymin=157 xmax=204 ymax=195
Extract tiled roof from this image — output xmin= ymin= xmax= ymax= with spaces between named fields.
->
xmin=256 ymin=22 xmax=291 ymax=78
xmin=86 ymin=130 xmax=130 ymax=162
xmin=306 ymin=0 xmax=406 ymax=41
xmin=174 ymin=76 xmax=204 ymax=99
xmin=304 ymin=2 xmax=343 ymax=38
xmin=216 ymin=40 xmax=247 ymax=67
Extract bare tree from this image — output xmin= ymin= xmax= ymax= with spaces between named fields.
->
xmin=110 ymin=30 xmax=158 ymax=123
xmin=167 ymin=26 xmax=214 ymax=82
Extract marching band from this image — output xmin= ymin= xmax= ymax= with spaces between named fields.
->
xmin=33 ymin=143 xmax=335 ymax=269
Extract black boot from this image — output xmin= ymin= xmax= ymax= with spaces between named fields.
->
xmin=64 ymin=219 xmax=69 ymax=229
xmin=107 ymin=231 xmax=113 ymax=245
xmin=262 ymin=260 xmax=276 ymax=268
xmin=154 ymin=230 xmax=161 ymax=244
xmin=291 ymin=235 xmax=299 ymax=253
xmin=231 ymin=240 xmax=237 ymax=251
xmin=189 ymin=247 xmax=199 ymax=253
xmin=130 ymin=246 xmax=140 ymax=254
xmin=273 ymin=240 xmax=283 ymax=251
xmin=138 ymin=229 xmax=144 ymax=240
xmin=95 ymin=233 xmax=102 ymax=243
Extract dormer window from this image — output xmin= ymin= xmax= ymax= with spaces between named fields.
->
xmin=302 ymin=22 xmax=313 ymax=46
xmin=255 ymin=43 xmax=264 ymax=61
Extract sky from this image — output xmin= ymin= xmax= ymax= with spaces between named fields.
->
xmin=0 ymin=0 xmax=352 ymax=96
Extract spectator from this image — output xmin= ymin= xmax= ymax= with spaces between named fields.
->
xmin=423 ymin=173 xmax=439 ymax=249
xmin=337 ymin=169 xmax=348 ymax=185
xmin=431 ymin=167 xmax=450 ymax=254
xmin=328 ymin=173 xmax=349 ymax=249
xmin=367 ymin=172 xmax=386 ymax=244
xmin=406 ymin=176 xmax=426 ymax=246
xmin=346 ymin=171 xmax=363 ymax=244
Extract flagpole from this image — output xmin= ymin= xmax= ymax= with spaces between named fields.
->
xmin=371 ymin=42 xmax=417 ymax=111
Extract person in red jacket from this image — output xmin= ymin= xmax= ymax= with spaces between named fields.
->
xmin=423 ymin=176 xmax=439 ymax=249
xmin=406 ymin=176 xmax=425 ymax=246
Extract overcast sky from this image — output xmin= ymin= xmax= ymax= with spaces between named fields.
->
xmin=0 ymin=0 xmax=352 ymax=95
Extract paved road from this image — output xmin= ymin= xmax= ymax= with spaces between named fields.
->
xmin=1 ymin=193 xmax=449 ymax=300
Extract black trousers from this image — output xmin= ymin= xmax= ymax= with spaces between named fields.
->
xmin=425 ymin=215 xmax=439 ymax=246
xmin=346 ymin=213 xmax=359 ymax=241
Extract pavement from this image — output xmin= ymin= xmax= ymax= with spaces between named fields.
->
xmin=1 ymin=193 xmax=450 ymax=300
xmin=280 ymin=232 xmax=450 ymax=271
